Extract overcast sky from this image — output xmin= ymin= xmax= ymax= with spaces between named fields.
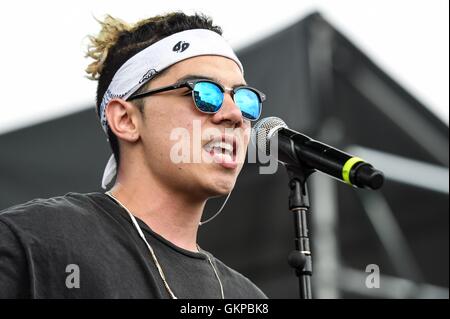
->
xmin=0 ymin=0 xmax=448 ymax=134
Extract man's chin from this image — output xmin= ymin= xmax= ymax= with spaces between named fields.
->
xmin=207 ymin=189 xmax=232 ymax=199
xmin=203 ymin=179 xmax=236 ymax=198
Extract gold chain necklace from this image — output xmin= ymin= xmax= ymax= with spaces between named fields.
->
xmin=105 ymin=191 xmax=224 ymax=299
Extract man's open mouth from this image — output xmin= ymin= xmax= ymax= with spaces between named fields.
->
xmin=203 ymin=135 xmax=238 ymax=168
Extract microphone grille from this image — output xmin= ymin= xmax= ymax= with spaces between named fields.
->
xmin=252 ymin=117 xmax=288 ymax=154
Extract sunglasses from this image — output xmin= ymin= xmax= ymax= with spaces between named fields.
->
xmin=127 ymin=78 xmax=265 ymax=121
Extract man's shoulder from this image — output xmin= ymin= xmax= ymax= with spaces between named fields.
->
xmin=0 ymin=192 xmax=105 ymax=231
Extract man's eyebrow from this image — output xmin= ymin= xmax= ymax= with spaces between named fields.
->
xmin=176 ymin=74 xmax=247 ymax=88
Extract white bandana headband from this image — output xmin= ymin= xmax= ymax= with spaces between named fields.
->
xmin=99 ymin=29 xmax=244 ymax=189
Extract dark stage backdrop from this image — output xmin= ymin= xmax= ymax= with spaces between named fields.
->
xmin=1 ymin=13 xmax=448 ymax=298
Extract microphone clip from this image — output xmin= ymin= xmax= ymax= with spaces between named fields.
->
xmin=285 ymin=164 xmax=314 ymax=210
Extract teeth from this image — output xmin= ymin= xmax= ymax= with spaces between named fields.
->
xmin=214 ymin=152 xmax=233 ymax=162
xmin=212 ymin=146 xmax=232 ymax=156
xmin=204 ymin=141 xmax=234 ymax=154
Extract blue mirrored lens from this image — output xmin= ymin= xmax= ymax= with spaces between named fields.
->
xmin=193 ymin=82 xmax=223 ymax=112
xmin=234 ymin=88 xmax=261 ymax=120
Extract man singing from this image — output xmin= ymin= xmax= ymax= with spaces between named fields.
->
xmin=0 ymin=12 xmax=267 ymax=298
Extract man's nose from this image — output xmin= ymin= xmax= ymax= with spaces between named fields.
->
xmin=210 ymin=93 xmax=244 ymax=127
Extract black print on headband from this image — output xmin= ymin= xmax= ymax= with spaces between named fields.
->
xmin=173 ymin=41 xmax=190 ymax=53
xmin=139 ymin=69 xmax=158 ymax=84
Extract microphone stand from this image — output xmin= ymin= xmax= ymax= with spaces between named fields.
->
xmin=285 ymin=164 xmax=315 ymax=299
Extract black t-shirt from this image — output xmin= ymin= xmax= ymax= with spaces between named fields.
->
xmin=0 ymin=192 xmax=267 ymax=299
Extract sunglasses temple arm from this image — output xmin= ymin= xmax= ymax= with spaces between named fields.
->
xmin=128 ymin=83 xmax=188 ymax=100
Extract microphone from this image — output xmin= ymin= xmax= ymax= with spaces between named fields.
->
xmin=252 ymin=117 xmax=384 ymax=190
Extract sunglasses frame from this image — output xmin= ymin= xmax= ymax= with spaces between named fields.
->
xmin=127 ymin=78 xmax=265 ymax=121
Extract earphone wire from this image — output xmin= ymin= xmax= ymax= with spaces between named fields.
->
xmin=199 ymin=190 xmax=232 ymax=226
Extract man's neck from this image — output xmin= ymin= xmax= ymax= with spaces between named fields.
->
xmin=109 ymin=168 xmax=206 ymax=253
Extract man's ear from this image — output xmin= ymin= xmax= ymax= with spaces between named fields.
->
xmin=105 ymin=99 xmax=141 ymax=142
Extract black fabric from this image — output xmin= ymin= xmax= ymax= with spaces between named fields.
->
xmin=0 ymin=192 xmax=267 ymax=299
